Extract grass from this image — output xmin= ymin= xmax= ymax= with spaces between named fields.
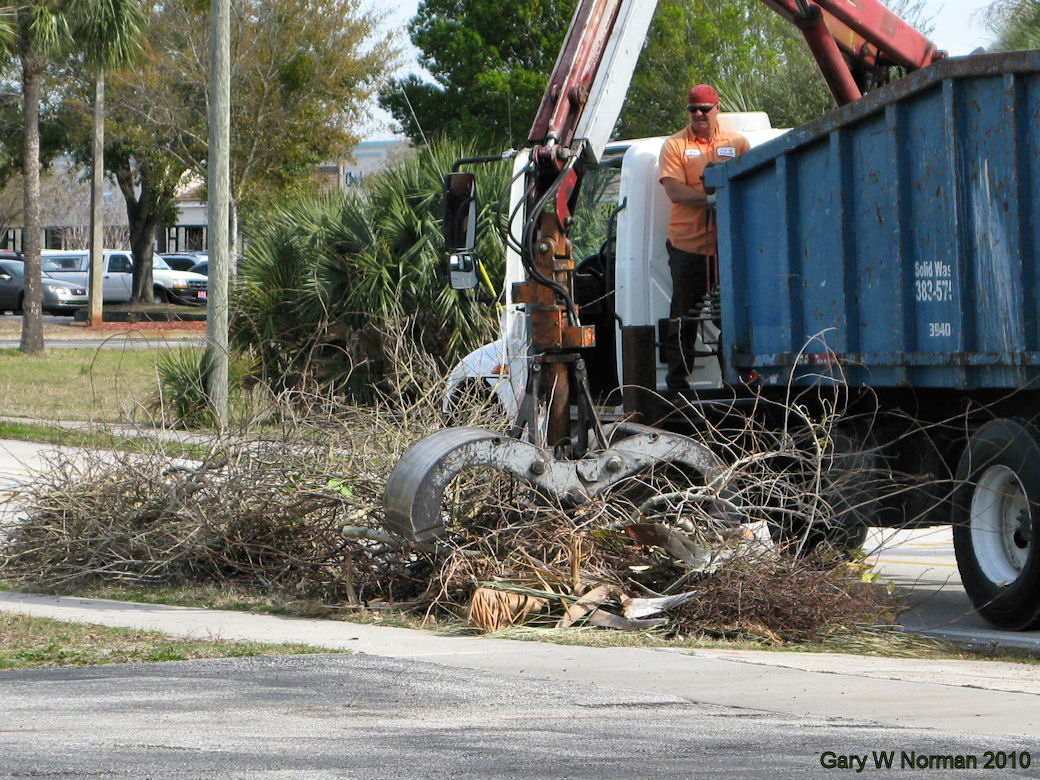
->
xmin=24 ymin=583 xmax=1036 ymax=665
xmin=0 ymin=340 xmax=325 ymax=672
xmin=0 ymin=420 xmax=212 ymax=461
xmin=0 ymin=419 xmax=126 ymax=448
xmin=0 ymin=611 xmax=340 ymax=670
xmin=0 ymin=347 xmax=159 ymax=423
xmin=89 ymin=302 xmax=206 ymax=319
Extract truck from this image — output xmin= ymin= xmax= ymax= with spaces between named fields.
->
xmin=42 ymin=249 xmax=209 ymax=305
xmin=384 ymin=0 xmax=1040 ymax=631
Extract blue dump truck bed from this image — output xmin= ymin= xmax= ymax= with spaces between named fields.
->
xmin=706 ymin=50 xmax=1040 ymax=391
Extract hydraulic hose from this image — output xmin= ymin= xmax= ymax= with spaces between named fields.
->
xmin=521 ymin=151 xmax=582 ymax=324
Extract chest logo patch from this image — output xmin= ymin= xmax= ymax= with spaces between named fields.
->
xmin=717 ymin=146 xmax=737 ymax=158
xmin=684 ymin=148 xmax=702 ymax=157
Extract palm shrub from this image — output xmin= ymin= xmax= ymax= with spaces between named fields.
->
xmin=153 ymin=347 xmax=257 ymax=429
xmin=234 ymin=139 xmax=511 ymax=399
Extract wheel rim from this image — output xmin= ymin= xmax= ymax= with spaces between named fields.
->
xmin=970 ymin=464 xmax=1032 ymax=586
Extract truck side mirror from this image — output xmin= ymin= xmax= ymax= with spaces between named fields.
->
xmin=444 ymin=172 xmax=479 ymax=290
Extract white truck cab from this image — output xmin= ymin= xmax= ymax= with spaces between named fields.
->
xmin=445 ymin=113 xmax=787 ymax=419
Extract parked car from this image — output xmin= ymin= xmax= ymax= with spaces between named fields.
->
xmin=151 ymin=254 xmax=208 ymax=304
xmin=41 ymin=249 xmax=208 ymax=305
xmin=161 ymin=253 xmax=205 ymax=272
xmin=187 ymin=256 xmax=243 ymax=276
xmin=0 ymin=258 xmax=88 ymax=315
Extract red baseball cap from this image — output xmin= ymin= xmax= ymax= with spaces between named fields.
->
xmin=688 ymin=84 xmax=719 ymax=106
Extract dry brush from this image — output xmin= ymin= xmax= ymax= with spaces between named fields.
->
xmin=1 ymin=340 xmax=934 ymax=644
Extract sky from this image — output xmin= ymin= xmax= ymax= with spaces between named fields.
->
xmin=365 ymin=0 xmax=1001 ymax=137
xmin=922 ymin=0 xmax=999 ymax=54
xmin=375 ymin=0 xmax=1000 ymax=57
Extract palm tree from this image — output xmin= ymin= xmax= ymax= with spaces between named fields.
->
xmin=3 ymin=0 xmax=142 ymax=354
xmin=10 ymin=5 xmax=62 ymax=354
xmin=987 ymin=0 xmax=1040 ymax=50
xmin=76 ymin=0 xmax=145 ymax=326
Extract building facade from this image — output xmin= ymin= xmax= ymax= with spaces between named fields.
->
xmin=1 ymin=139 xmax=413 ymax=254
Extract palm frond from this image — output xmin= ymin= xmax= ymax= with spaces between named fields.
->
xmin=234 ymin=138 xmax=512 ymax=398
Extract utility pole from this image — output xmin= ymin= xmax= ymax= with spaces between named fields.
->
xmin=206 ymin=0 xmax=231 ymax=429
xmin=88 ymin=72 xmax=104 ymax=326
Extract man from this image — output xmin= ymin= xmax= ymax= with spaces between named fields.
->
xmin=658 ymin=84 xmax=749 ymax=390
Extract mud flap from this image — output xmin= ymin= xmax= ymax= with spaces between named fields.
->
xmin=383 ymin=425 xmax=723 ymax=544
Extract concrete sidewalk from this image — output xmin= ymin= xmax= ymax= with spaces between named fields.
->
xmin=0 ymin=416 xmax=217 ymax=446
xmin=2 ymin=590 xmax=1038 ymax=741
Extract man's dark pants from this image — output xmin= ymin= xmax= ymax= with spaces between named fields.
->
xmin=665 ymin=240 xmax=712 ymax=390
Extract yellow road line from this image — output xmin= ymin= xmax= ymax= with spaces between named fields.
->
xmin=872 ymin=558 xmax=958 ymax=567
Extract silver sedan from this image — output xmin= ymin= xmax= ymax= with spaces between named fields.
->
xmin=0 ymin=258 xmax=88 ymax=315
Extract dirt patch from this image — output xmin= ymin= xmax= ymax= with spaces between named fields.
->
xmin=74 ymin=321 xmax=207 ymax=333
xmin=0 ymin=319 xmax=206 ymax=341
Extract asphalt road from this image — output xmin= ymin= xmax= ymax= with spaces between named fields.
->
xmin=0 ymin=314 xmax=75 ymax=325
xmin=1 ymin=651 xmax=1031 ymax=778
xmin=0 ymin=314 xmax=203 ymax=350
xmin=864 ymin=526 xmax=1040 ymax=652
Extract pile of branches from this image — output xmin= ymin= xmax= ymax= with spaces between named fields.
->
xmin=1 ymin=337 xmax=932 ymax=643
xmin=422 ymin=435 xmax=894 ymax=642
xmin=0 ymin=434 xmax=417 ymax=604
xmin=0 ymin=329 xmax=498 ymax=605
xmin=400 ymin=376 xmax=932 ymax=641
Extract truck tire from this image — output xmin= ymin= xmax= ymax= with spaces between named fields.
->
xmin=875 ymin=425 xmax=952 ymax=528
xmin=771 ymin=429 xmax=875 ymax=555
xmin=820 ymin=429 xmax=876 ymax=549
xmin=952 ymin=418 xmax=1040 ymax=630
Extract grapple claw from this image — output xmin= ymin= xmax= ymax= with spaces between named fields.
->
xmin=383 ymin=426 xmax=722 ymax=544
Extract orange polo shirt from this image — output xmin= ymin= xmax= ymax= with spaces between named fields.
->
xmin=658 ymin=125 xmax=749 ymax=255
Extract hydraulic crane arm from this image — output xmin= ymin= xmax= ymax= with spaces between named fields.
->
xmin=764 ymin=0 xmax=943 ymax=103
xmin=383 ymin=0 xmax=948 ymax=542
xmin=528 ymin=0 xmax=943 ymax=171
xmin=781 ymin=0 xmax=942 ymax=70
xmin=528 ymin=0 xmax=658 ymax=167
xmin=517 ymin=0 xmax=943 ymax=451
